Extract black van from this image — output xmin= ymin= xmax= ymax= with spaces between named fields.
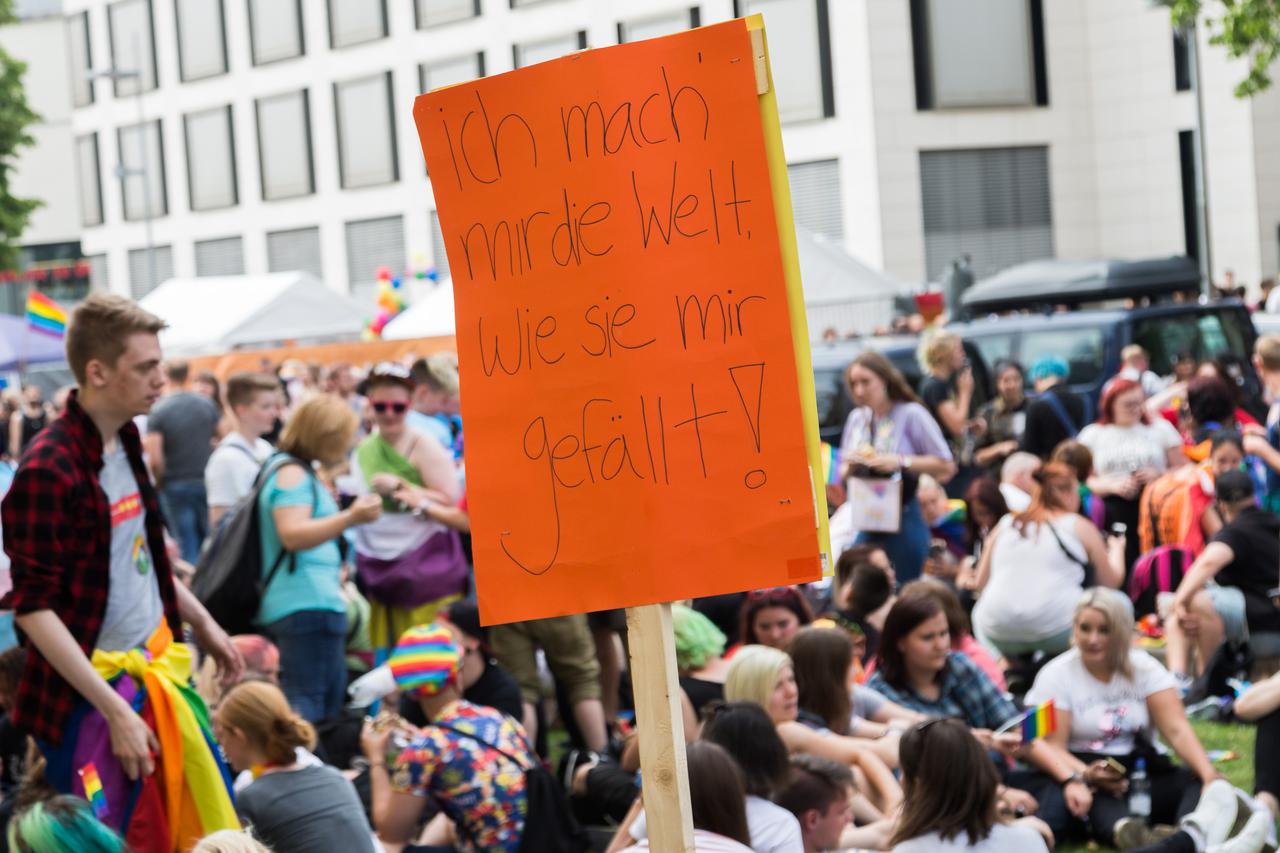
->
xmin=812 ymin=336 xmax=992 ymax=446
xmin=954 ymin=256 xmax=1261 ymax=417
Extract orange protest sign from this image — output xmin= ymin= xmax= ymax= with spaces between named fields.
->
xmin=415 ymin=19 xmax=822 ymax=625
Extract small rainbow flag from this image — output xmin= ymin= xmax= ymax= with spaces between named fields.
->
xmin=25 ymin=291 xmax=67 ymax=338
xmin=821 ymin=442 xmax=840 ymax=486
xmin=79 ymin=762 xmax=108 ymax=819
xmin=1020 ymin=700 xmax=1056 ymax=743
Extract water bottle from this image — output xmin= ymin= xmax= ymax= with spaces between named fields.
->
xmin=1129 ymin=758 xmax=1152 ymax=819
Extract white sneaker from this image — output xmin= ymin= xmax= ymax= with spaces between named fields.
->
xmin=1210 ymin=810 xmax=1274 ymax=853
xmin=1182 ymin=779 xmax=1242 ymax=847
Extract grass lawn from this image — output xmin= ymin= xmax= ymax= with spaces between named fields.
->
xmin=1059 ymin=720 xmax=1260 ymax=853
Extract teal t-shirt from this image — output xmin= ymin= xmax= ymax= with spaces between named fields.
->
xmin=256 ymin=454 xmax=345 ymax=625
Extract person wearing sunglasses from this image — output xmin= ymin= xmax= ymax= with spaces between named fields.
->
xmin=349 ymin=363 xmax=467 ymax=664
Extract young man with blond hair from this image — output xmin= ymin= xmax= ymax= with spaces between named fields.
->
xmin=2 ymin=293 xmax=243 ymax=847
xmin=204 ymin=371 xmax=281 ymax=528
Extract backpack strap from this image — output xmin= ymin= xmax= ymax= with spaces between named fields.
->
xmin=1044 ymin=518 xmax=1095 ymax=588
xmin=431 ymin=720 xmax=535 ymax=771
xmin=257 ymin=455 xmax=321 ymax=591
xmin=1040 ymin=390 xmax=1081 ymax=437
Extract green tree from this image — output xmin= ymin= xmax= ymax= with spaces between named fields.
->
xmin=1163 ymin=0 xmax=1280 ymax=97
xmin=0 ymin=0 xmax=41 ymax=272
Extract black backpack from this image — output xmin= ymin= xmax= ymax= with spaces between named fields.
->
xmin=191 ymin=454 xmax=313 ymax=636
xmin=432 ymin=722 xmax=588 ymax=853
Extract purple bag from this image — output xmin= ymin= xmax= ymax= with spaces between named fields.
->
xmin=355 ymin=529 xmax=468 ymax=608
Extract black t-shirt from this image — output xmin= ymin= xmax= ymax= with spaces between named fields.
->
xmin=919 ymin=374 xmax=958 ymax=441
xmin=400 ymin=658 xmax=525 ymax=727
xmin=1021 ymin=385 xmax=1089 ymax=460
xmin=679 ymin=676 xmax=724 ymax=718
xmin=1211 ymin=507 xmax=1280 ymax=632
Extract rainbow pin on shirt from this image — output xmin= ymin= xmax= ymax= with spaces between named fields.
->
xmin=79 ymin=762 xmax=108 ymax=819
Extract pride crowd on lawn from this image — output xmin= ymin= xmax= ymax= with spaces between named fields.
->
xmin=0 ymin=295 xmax=1276 ymax=852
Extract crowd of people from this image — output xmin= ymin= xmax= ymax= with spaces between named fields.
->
xmin=0 ymin=293 xmax=1273 ymax=852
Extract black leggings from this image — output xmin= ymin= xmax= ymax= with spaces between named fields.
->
xmin=1256 ymin=708 xmax=1280 ymax=801
xmin=1072 ymin=751 xmax=1200 ymax=846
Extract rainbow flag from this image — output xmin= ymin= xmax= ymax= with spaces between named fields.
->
xmin=1020 ymin=700 xmax=1056 ymax=743
xmin=25 ymin=291 xmax=67 ymax=338
xmin=79 ymin=762 xmax=108 ymax=819
xmin=821 ymin=442 xmax=840 ymax=485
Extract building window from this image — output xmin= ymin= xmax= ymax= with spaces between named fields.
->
xmin=248 ymin=0 xmax=304 ymax=65
xmin=107 ymin=0 xmax=158 ymax=95
xmin=335 ymin=72 xmax=397 ymax=189
xmin=68 ymin=11 xmax=94 ymax=107
xmin=346 ymin=215 xmax=405 ymax=302
xmin=919 ymin=146 xmax=1053 ymax=281
xmin=911 ymin=0 xmax=1048 ymax=109
xmin=184 ymin=105 xmax=237 ymax=211
xmin=788 ymin=159 xmax=842 ymax=240
xmin=735 ymin=0 xmax=832 ymax=123
xmin=128 ymin=244 xmax=174 ymax=298
xmin=76 ymin=134 xmax=104 ymax=227
xmin=87 ymin=253 xmax=109 ymax=292
xmin=267 ymin=226 xmax=322 ymax=278
xmin=117 ymin=119 xmax=167 ymax=221
xmin=329 ymin=0 xmax=387 ymax=49
xmin=1173 ymin=28 xmax=1192 ymax=92
xmin=194 ymin=236 xmax=245 ymax=276
xmin=513 ymin=31 xmax=586 ymax=68
xmin=175 ymin=0 xmax=227 ymax=81
xmin=1179 ymin=130 xmax=1199 ymax=261
xmin=618 ymin=8 xmax=699 ymax=43
xmin=256 ymin=89 xmax=314 ymax=201
xmin=510 ymin=0 xmax=555 ymax=6
xmin=416 ymin=0 xmax=476 ymax=29
xmin=429 ymin=210 xmax=449 ymax=279
xmin=421 ymin=53 xmax=484 ymax=98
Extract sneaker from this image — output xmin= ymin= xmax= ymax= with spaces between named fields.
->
xmin=1114 ymin=818 xmax=1178 ymax=849
xmin=1210 ymin=810 xmax=1274 ymax=853
xmin=1181 ymin=779 xmax=1240 ymax=847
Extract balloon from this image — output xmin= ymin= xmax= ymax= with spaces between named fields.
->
xmin=391 ymin=276 xmax=402 ymax=289
xmin=425 ymin=267 xmax=439 ymax=282
xmin=375 ymin=265 xmax=392 ymax=281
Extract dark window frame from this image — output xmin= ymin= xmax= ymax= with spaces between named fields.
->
xmin=732 ymin=0 xmax=834 ymax=120
xmin=183 ymin=104 xmax=239 ymax=212
xmin=194 ymin=235 xmax=246 ymax=276
xmin=173 ymin=0 xmax=229 ymax=82
xmin=106 ymin=0 xmax=159 ymax=97
xmin=512 ymin=29 xmax=587 ymax=69
xmin=78 ymin=133 xmax=104 ymax=227
xmin=254 ymin=88 xmax=316 ymax=201
xmin=616 ymin=7 xmax=701 ymax=44
xmin=911 ymin=0 xmax=1048 ymax=110
xmin=415 ymin=0 xmax=480 ymax=30
xmin=419 ymin=51 xmax=486 ymax=94
xmin=1178 ymin=129 xmax=1199 ymax=262
xmin=116 ymin=119 xmax=168 ymax=222
xmin=333 ymin=70 xmax=399 ymax=190
xmin=327 ymin=0 xmax=389 ymax=50
xmin=1173 ymin=27 xmax=1192 ymax=91
xmin=247 ymin=0 xmax=306 ymax=67
xmin=69 ymin=10 xmax=95 ymax=107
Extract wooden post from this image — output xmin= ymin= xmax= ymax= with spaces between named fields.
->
xmin=625 ymin=602 xmax=695 ymax=852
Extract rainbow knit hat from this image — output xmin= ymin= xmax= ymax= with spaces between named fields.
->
xmin=388 ymin=623 xmax=461 ymax=697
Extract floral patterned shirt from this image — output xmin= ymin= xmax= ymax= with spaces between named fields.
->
xmin=391 ymin=700 xmax=531 ymax=852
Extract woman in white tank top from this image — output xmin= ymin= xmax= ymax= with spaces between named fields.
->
xmin=970 ymin=463 xmax=1125 ymax=657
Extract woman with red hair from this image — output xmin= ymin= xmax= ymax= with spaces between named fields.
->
xmin=1078 ymin=378 xmax=1186 ymax=571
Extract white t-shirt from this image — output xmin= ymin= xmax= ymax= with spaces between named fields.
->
xmin=622 ymin=829 xmax=753 ymax=852
xmin=205 ymin=432 xmax=273 ymax=509
xmin=892 ymin=822 xmax=1049 ymax=852
xmin=1025 ymin=647 xmax=1177 ymax=756
xmin=972 ymin=514 xmax=1087 ymax=643
xmin=630 ymin=796 xmax=802 ymax=853
xmin=1077 ymin=420 xmax=1183 ymax=477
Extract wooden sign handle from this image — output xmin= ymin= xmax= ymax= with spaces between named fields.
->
xmin=625 ymin=603 xmax=695 ymax=852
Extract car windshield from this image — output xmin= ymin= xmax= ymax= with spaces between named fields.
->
xmin=1132 ymin=310 xmax=1252 ymax=375
xmin=1014 ymin=327 xmax=1107 ymax=387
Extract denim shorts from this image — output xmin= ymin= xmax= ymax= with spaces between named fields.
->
xmin=1207 ymin=584 xmax=1248 ymax=644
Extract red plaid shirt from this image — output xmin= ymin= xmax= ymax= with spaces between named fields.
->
xmin=2 ymin=391 xmax=180 ymax=745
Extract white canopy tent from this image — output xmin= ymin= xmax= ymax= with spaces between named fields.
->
xmin=382 ymin=280 xmax=456 ymax=340
xmin=140 ymin=272 xmax=366 ymax=356
xmin=379 ymin=230 xmax=904 ymax=342
xmin=796 ymin=226 xmax=905 ymax=340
